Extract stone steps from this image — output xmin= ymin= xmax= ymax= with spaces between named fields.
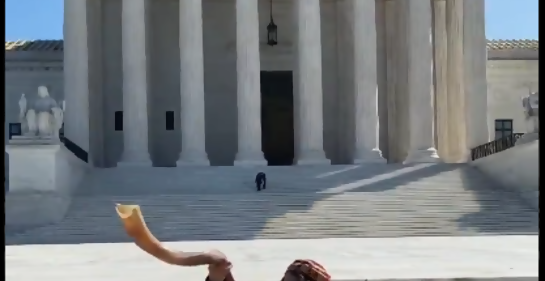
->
xmin=77 ymin=163 xmax=494 ymax=195
xmin=5 ymin=164 xmax=538 ymax=245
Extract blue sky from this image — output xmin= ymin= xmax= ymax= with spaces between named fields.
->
xmin=6 ymin=0 xmax=539 ymax=41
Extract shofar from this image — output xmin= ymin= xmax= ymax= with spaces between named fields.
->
xmin=115 ymin=204 xmax=171 ymax=261
xmin=115 ymin=203 xmax=235 ymax=281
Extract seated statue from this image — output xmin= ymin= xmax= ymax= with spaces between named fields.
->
xmin=517 ymin=92 xmax=539 ymax=145
xmin=115 ymin=204 xmax=331 ymax=281
xmin=522 ymin=92 xmax=539 ymax=134
xmin=18 ymin=86 xmax=64 ymax=138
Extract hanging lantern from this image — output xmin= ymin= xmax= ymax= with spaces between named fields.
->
xmin=267 ymin=0 xmax=278 ymax=46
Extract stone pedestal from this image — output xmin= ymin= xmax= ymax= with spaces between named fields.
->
xmin=6 ymin=138 xmax=87 ymax=227
xmin=516 ymin=133 xmax=539 ymax=146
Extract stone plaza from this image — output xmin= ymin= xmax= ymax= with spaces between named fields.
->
xmin=6 ymin=236 xmax=538 ymax=281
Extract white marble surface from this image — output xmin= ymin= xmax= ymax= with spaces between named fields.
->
xmin=6 ymin=236 xmax=538 ymax=281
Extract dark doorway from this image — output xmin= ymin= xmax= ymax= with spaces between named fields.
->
xmin=260 ymin=71 xmax=295 ymax=166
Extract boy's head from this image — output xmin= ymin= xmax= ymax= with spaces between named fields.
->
xmin=282 ymin=260 xmax=331 ymax=281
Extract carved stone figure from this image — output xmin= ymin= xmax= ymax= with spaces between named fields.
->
xmin=18 ymin=93 xmax=29 ymax=133
xmin=522 ymin=91 xmax=539 ymax=133
xmin=18 ymin=86 xmax=64 ymax=138
xmin=516 ymin=92 xmax=539 ymax=146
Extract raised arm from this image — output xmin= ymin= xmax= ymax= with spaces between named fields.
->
xmin=132 ymin=238 xmax=219 ymax=266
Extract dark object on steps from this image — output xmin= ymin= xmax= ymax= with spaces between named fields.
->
xmin=255 ymin=172 xmax=267 ymax=191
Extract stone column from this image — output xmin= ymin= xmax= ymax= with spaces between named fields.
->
xmin=446 ymin=0 xmax=468 ymax=162
xmin=352 ymin=0 xmax=384 ymax=163
xmin=177 ymin=0 xmax=209 ymax=166
xmin=384 ymin=0 xmax=401 ymax=162
xmin=404 ymin=0 xmax=439 ymax=163
xmin=234 ymin=0 xmax=266 ymax=166
xmin=294 ymin=0 xmax=330 ymax=165
xmin=432 ymin=0 xmax=450 ymax=161
xmin=118 ymin=0 xmax=152 ymax=166
xmin=63 ymin=0 xmax=90 ymax=156
xmin=463 ymin=0 xmax=489 ymax=148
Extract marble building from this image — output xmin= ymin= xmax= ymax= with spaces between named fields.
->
xmin=5 ymin=0 xmax=535 ymax=167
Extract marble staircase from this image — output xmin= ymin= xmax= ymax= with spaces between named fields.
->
xmin=5 ymin=164 xmax=538 ymax=245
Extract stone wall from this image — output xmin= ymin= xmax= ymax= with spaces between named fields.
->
xmin=486 ymin=59 xmax=539 ymax=139
xmin=471 ymin=140 xmax=539 ymax=210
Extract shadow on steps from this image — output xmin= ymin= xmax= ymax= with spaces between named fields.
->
xmin=5 ymin=164 xmax=538 ymax=245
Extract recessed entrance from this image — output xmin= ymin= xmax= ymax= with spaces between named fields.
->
xmin=260 ymin=71 xmax=295 ymax=166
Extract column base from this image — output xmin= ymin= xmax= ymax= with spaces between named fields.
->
xmin=453 ymin=149 xmax=472 ymax=163
xmin=403 ymin=148 xmax=440 ymax=164
xmin=117 ymin=160 xmax=153 ymax=167
xmin=117 ymin=152 xmax=152 ymax=167
xmin=296 ymin=149 xmax=330 ymax=165
xmin=353 ymin=148 xmax=386 ymax=164
xmin=176 ymin=159 xmax=210 ymax=166
xmin=234 ymin=151 xmax=267 ymax=166
xmin=177 ymin=151 xmax=210 ymax=166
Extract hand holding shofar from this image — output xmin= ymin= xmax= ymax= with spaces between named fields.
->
xmin=115 ymin=204 xmax=235 ymax=281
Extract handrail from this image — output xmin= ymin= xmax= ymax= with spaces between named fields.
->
xmin=60 ymin=136 xmax=89 ymax=163
xmin=470 ymin=133 xmax=524 ymax=161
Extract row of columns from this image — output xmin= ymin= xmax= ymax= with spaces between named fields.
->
xmin=384 ymin=0 xmax=484 ymax=164
xmin=383 ymin=0 xmax=439 ymax=164
xmin=111 ymin=0 xmax=386 ymax=166
xmin=63 ymin=0 xmax=482 ymax=166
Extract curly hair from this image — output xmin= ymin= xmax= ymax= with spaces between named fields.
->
xmin=282 ymin=260 xmax=331 ymax=281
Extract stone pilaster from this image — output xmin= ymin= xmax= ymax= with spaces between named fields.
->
xmin=404 ymin=0 xmax=439 ymax=163
xmin=234 ymin=0 xmax=266 ymax=166
xmin=463 ymin=0 xmax=489 ymax=148
xmin=446 ymin=0 xmax=469 ymax=163
xmin=63 ymin=0 xmax=90 ymax=155
xmin=352 ymin=0 xmax=385 ymax=163
xmin=177 ymin=0 xmax=209 ymax=166
xmin=118 ymin=0 xmax=152 ymax=166
xmin=295 ymin=0 xmax=330 ymax=165
xmin=432 ymin=0 xmax=451 ymax=161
